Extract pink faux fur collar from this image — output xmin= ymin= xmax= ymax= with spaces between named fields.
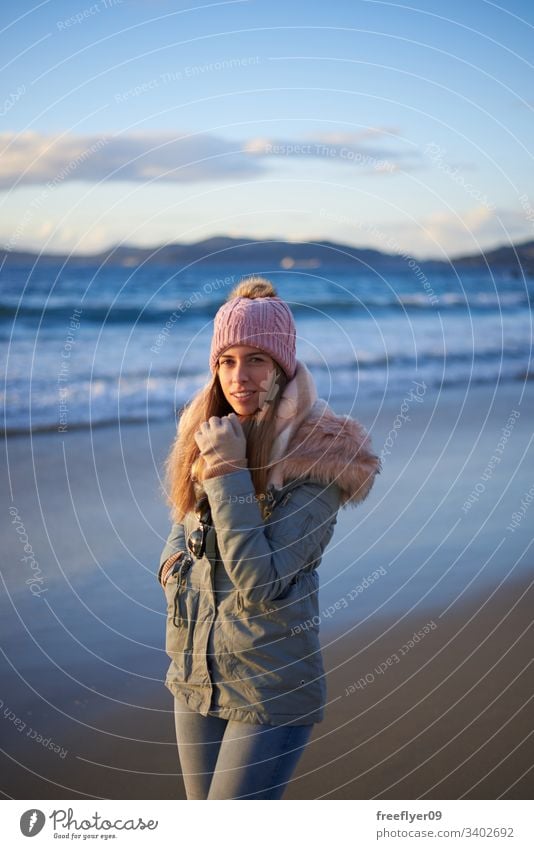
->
xmin=266 ymin=360 xmax=380 ymax=507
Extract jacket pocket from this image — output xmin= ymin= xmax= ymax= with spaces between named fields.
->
xmin=163 ymin=575 xmax=200 ymax=682
xmin=229 ymin=618 xmax=324 ymax=702
xmin=237 ymin=569 xmax=318 ymax=615
xmin=230 ymin=571 xmax=321 ymax=682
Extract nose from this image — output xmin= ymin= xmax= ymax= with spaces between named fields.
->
xmin=232 ymin=360 xmax=250 ymax=384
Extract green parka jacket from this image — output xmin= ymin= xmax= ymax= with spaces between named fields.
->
xmin=159 ymin=366 xmax=380 ymax=726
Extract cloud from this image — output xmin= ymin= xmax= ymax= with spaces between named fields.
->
xmin=0 ymin=130 xmax=265 ymax=190
xmin=244 ymin=129 xmax=420 ymax=173
xmin=0 ymin=127 xmax=418 ymax=190
xmin=417 ymin=206 xmax=531 ymax=258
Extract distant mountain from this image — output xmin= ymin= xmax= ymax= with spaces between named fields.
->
xmin=0 ymin=236 xmax=406 ymax=270
xmin=450 ymin=239 xmax=534 ymax=276
xmin=1 ymin=235 xmax=533 ymax=274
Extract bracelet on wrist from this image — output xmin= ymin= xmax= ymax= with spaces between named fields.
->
xmin=160 ymin=551 xmax=185 ymax=585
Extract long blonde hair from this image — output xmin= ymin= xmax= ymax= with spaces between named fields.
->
xmin=164 ymin=278 xmax=290 ymax=522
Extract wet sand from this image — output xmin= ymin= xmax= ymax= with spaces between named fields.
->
xmin=292 ymin=572 xmax=533 ymax=799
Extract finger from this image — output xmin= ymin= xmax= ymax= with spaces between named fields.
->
xmin=227 ymin=412 xmax=241 ymax=428
xmin=194 ymin=425 xmax=208 ymax=445
xmin=224 ymin=413 xmax=239 ymax=436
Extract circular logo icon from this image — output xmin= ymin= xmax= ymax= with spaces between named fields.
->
xmin=20 ymin=810 xmax=45 ymax=837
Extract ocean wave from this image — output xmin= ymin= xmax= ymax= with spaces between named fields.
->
xmin=2 ymin=265 xmax=532 ymax=434
xmin=0 ymin=290 xmax=531 ymax=324
xmin=4 ymin=343 xmax=528 ymax=386
xmin=2 ymin=358 xmax=531 ymax=436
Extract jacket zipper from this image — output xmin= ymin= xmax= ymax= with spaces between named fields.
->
xmin=259 ymin=489 xmax=276 ymax=520
xmin=260 ymin=485 xmax=295 ymax=519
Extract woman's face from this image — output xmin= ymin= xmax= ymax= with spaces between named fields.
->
xmin=217 ymin=345 xmax=278 ymax=416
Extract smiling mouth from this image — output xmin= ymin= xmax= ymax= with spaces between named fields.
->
xmin=232 ymin=391 xmax=255 ymax=399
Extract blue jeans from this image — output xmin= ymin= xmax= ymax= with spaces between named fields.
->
xmin=173 ymin=695 xmax=314 ymax=799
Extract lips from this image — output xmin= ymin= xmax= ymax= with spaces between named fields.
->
xmin=232 ymin=391 xmax=255 ymax=399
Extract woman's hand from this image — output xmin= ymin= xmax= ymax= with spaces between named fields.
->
xmin=194 ymin=413 xmax=248 ymax=479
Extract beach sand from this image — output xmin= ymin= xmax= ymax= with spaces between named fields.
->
xmin=293 ymin=572 xmax=533 ymax=799
xmin=1 ymin=382 xmax=532 ymax=799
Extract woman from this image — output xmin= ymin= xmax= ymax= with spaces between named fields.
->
xmin=158 ymin=276 xmax=380 ymax=799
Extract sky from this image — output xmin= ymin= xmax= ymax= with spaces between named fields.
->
xmin=0 ymin=0 xmax=533 ymax=259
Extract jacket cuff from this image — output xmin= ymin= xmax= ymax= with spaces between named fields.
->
xmin=202 ymin=458 xmax=248 ymax=480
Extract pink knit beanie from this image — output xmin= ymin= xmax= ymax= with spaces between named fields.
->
xmin=209 ymin=277 xmax=297 ymax=379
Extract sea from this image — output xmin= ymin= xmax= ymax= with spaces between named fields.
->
xmin=1 ymin=262 xmax=532 ymax=434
